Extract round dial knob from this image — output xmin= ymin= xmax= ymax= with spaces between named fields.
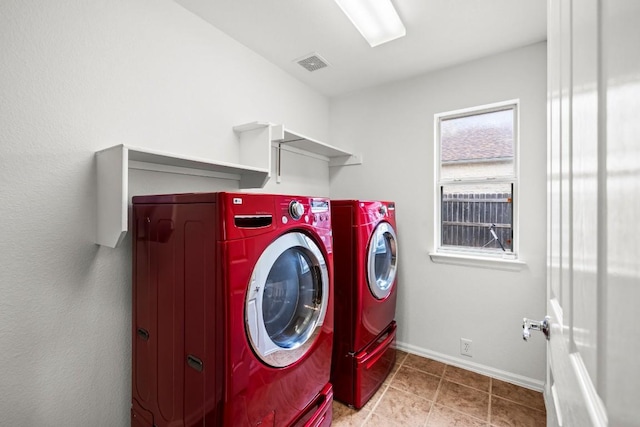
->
xmin=289 ymin=200 xmax=305 ymax=220
xmin=379 ymin=205 xmax=388 ymax=216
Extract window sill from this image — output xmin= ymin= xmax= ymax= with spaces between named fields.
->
xmin=429 ymin=252 xmax=527 ymax=271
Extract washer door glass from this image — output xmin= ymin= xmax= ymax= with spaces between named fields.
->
xmin=366 ymin=222 xmax=398 ymax=299
xmin=245 ymin=232 xmax=329 ymax=367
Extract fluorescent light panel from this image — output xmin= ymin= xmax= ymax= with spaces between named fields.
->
xmin=334 ymin=0 xmax=406 ymax=47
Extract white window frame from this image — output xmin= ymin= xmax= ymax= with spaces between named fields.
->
xmin=432 ymin=99 xmax=521 ymax=265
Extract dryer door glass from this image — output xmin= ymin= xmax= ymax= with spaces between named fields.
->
xmin=366 ymin=222 xmax=398 ymax=299
xmin=245 ymin=232 xmax=329 ymax=367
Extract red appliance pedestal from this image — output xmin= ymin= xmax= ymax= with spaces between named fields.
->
xmin=334 ymin=322 xmax=396 ymax=409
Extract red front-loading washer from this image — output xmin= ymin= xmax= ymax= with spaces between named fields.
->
xmin=330 ymin=200 xmax=399 ymax=409
xmin=131 ymin=192 xmax=334 ymax=427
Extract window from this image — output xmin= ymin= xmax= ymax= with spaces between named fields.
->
xmin=435 ymin=101 xmax=518 ymax=258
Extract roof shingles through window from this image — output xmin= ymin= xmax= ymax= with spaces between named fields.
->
xmin=441 ymin=109 xmax=514 ymax=163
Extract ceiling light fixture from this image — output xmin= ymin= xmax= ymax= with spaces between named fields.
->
xmin=334 ymin=0 xmax=406 ymax=47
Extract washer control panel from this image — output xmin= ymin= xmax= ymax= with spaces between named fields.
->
xmin=278 ymin=196 xmax=332 ymax=252
xmin=310 ymin=200 xmax=330 ymax=221
xmin=288 ymin=200 xmax=305 ymax=220
xmin=278 ymin=197 xmax=331 ymax=228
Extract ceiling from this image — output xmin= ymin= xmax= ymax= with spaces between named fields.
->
xmin=174 ymin=0 xmax=547 ymax=98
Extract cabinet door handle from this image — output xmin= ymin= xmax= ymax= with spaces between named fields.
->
xmin=187 ymin=354 xmax=204 ymax=372
xmin=137 ymin=328 xmax=149 ymax=341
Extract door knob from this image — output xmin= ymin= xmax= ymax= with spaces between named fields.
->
xmin=522 ymin=316 xmax=550 ymax=341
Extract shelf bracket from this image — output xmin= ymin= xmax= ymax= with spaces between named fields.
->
xmin=96 ymin=145 xmax=128 ymax=248
xmin=275 ymin=142 xmax=282 ymax=184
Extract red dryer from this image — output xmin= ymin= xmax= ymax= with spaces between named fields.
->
xmin=330 ymin=200 xmax=399 ymax=409
xmin=131 ymin=192 xmax=334 ymax=427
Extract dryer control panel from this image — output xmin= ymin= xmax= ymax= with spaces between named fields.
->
xmin=359 ymin=200 xmax=396 ymax=225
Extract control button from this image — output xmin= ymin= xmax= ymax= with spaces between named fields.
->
xmin=282 ymin=216 xmax=288 ymax=224
xmin=379 ymin=205 xmax=388 ymax=216
xmin=289 ymin=200 xmax=305 ymax=220
xmin=304 ymin=215 xmax=309 ymax=223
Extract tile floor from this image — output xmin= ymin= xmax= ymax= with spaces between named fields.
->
xmin=332 ymin=350 xmax=546 ymax=427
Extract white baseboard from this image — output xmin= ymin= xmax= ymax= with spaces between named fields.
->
xmin=396 ymin=340 xmax=545 ymax=392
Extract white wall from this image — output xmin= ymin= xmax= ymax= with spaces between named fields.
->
xmin=329 ymin=42 xmax=548 ymax=387
xmin=0 ymin=0 xmax=331 ymax=425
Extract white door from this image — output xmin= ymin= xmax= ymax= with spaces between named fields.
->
xmin=545 ymin=1 xmax=640 ymax=426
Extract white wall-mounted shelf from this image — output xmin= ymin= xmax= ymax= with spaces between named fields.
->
xmin=234 ymin=122 xmax=361 ymax=184
xmin=97 ymin=123 xmax=358 ymax=247
xmin=96 ymin=144 xmax=270 ymax=248
xmin=232 ymin=121 xmax=273 ymax=173
xmin=271 ymin=124 xmax=362 ymax=166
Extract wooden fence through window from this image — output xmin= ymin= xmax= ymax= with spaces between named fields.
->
xmin=441 ymin=192 xmax=512 ymax=251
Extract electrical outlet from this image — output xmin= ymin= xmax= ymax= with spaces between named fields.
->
xmin=460 ymin=338 xmax=473 ymax=357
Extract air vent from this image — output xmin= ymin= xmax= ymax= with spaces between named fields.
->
xmin=295 ymin=53 xmax=329 ymax=72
